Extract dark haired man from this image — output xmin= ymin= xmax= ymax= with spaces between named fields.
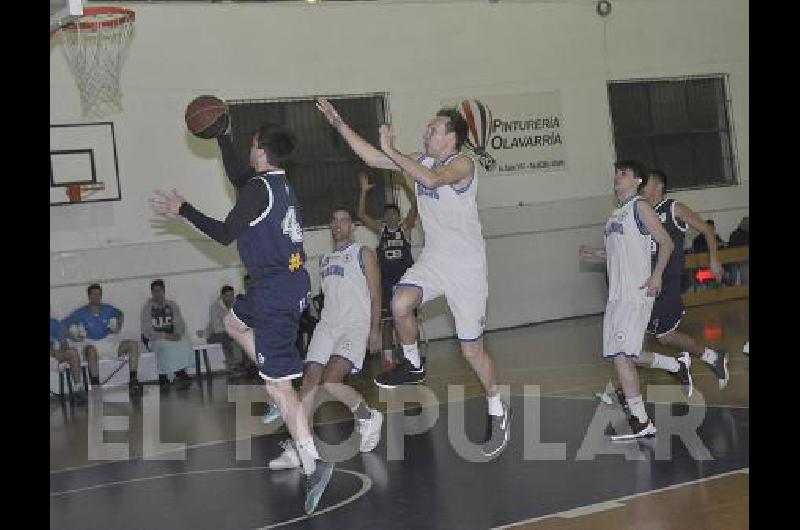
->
xmin=151 ymin=122 xmax=334 ymax=515
xmin=63 ymin=283 xmax=142 ymax=396
xmin=317 ymin=99 xmax=510 ymax=458
xmin=140 ymin=279 xmax=193 ymax=390
xmin=357 ymin=171 xmax=417 ymax=367
xmin=207 ymin=285 xmax=246 ymax=376
xmin=580 ymin=160 xmax=678 ymax=440
xmin=267 ymin=205 xmax=384 ymax=470
xmin=638 ymin=169 xmax=729 ymax=389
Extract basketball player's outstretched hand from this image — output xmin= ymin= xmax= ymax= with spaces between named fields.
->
xmin=379 ymin=124 xmax=395 ymax=152
xmin=151 ymin=189 xmax=186 ymax=216
xmin=640 ymin=274 xmax=662 ymax=297
xmin=316 ymin=99 xmax=343 ymax=128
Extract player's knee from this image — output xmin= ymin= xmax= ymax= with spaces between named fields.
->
xmin=460 ymin=341 xmax=483 ymax=362
xmin=391 ymin=294 xmax=415 ymax=318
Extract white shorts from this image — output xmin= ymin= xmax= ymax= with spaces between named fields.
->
xmin=80 ymin=335 xmax=123 ymax=360
xmin=305 ymin=319 xmax=369 ymax=371
xmin=397 ymin=257 xmax=488 ymax=341
xmin=603 ymin=296 xmax=655 ymax=358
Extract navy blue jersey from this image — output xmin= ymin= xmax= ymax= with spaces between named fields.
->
xmin=377 ymin=224 xmax=414 ymax=284
xmin=238 ymin=170 xmax=307 ymax=281
xmin=650 ymin=198 xmax=687 ymax=284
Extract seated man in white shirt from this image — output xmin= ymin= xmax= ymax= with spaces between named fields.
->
xmin=207 ymin=285 xmax=247 ymax=375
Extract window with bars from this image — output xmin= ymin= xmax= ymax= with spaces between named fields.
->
xmin=226 ymin=94 xmax=395 ymax=228
xmin=607 ymin=75 xmax=737 ymax=190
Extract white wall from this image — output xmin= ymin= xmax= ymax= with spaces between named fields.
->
xmin=50 ymin=0 xmax=749 ymax=340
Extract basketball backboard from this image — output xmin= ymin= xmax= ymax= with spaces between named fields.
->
xmin=50 ymin=0 xmax=83 ymax=33
xmin=50 ymin=122 xmax=122 ymax=206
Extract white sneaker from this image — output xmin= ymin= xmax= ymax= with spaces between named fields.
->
xmin=356 ymin=409 xmax=383 ymax=453
xmin=268 ymin=440 xmax=301 ymax=470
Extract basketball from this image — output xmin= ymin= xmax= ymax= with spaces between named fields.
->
xmin=185 ymin=95 xmax=229 ymax=138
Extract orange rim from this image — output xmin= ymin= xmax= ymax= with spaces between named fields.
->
xmin=61 ymin=6 xmax=135 ymax=32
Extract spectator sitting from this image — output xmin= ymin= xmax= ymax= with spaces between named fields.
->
xmin=140 ymin=279 xmax=194 ymax=391
xmin=207 ymin=285 xmax=247 ymax=376
xmin=51 ymin=315 xmax=87 ymax=402
xmin=62 ymin=283 xmax=143 ymax=396
xmin=692 ymin=219 xmax=725 ymax=253
xmin=728 ymin=216 xmax=749 ymax=247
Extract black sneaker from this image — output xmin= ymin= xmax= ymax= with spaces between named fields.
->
xmin=374 ymin=358 xmax=426 ymax=389
xmin=611 ymin=415 xmax=657 ymax=441
xmin=614 ymin=387 xmax=630 ymax=415
xmin=675 ymin=353 xmax=693 ymax=398
xmin=707 ymin=349 xmax=729 ymax=390
xmin=303 ymin=460 xmax=334 ymax=515
xmin=480 ymin=400 xmax=511 ymax=458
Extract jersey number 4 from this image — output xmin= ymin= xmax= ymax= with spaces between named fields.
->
xmin=282 ymin=207 xmax=304 ymax=243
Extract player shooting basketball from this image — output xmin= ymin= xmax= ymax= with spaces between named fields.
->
xmin=150 ymin=121 xmax=334 ymax=515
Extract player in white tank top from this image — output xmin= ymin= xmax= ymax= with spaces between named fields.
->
xmin=604 ymin=194 xmax=653 ymax=301
xmin=317 ymin=99 xmax=509 ymax=458
xmin=267 ymin=207 xmax=385 ymax=471
xmin=319 ymin=241 xmax=371 ymax=325
xmin=415 ymin=154 xmax=486 ymax=269
xmin=579 ymin=161 xmax=678 ymax=440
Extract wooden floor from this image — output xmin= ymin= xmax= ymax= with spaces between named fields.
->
xmin=50 ymin=299 xmax=749 ymax=529
xmin=505 ymin=469 xmax=749 ymax=530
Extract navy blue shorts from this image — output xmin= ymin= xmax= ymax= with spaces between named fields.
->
xmin=646 ymin=281 xmax=685 ymax=337
xmin=231 ymin=271 xmax=311 ymax=381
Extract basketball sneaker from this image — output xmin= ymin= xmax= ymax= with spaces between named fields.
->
xmin=356 ymin=408 xmax=384 ymax=452
xmin=611 ymin=415 xmax=657 ymax=441
xmin=262 ymin=402 xmax=282 ymax=425
xmin=480 ymin=400 xmax=511 ymax=458
xmin=304 ymin=460 xmax=335 ymax=515
xmin=675 ymin=353 xmax=693 ymax=398
xmin=374 ymin=358 xmax=425 ymax=388
xmin=268 ymin=440 xmax=301 ymax=470
xmin=708 ymin=349 xmax=730 ymax=389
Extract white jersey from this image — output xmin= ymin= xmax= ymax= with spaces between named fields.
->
xmin=604 ymin=195 xmax=653 ymax=301
xmin=415 ymin=153 xmax=486 ymax=268
xmin=318 ymin=242 xmax=371 ymax=325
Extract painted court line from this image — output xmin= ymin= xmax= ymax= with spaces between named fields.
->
xmin=51 ymin=466 xmax=373 ymax=529
xmin=490 ymin=466 xmax=749 ymax=529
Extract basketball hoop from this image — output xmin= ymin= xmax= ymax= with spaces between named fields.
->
xmin=56 ymin=6 xmax=135 ymax=118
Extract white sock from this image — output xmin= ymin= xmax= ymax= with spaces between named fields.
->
xmin=296 ymin=438 xmax=319 ymax=475
xmin=402 ymin=343 xmax=421 ymax=369
xmin=650 ymin=353 xmax=680 ymax=373
xmin=383 ymin=349 xmax=393 ymax=358
xmin=627 ymin=395 xmax=648 ymax=423
xmin=487 ymin=393 xmax=503 ymax=416
xmin=701 ymin=347 xmax=717 ymax=365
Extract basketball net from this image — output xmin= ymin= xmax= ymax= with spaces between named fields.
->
xmin=56 ymin=7 xmax=135 ymax=118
